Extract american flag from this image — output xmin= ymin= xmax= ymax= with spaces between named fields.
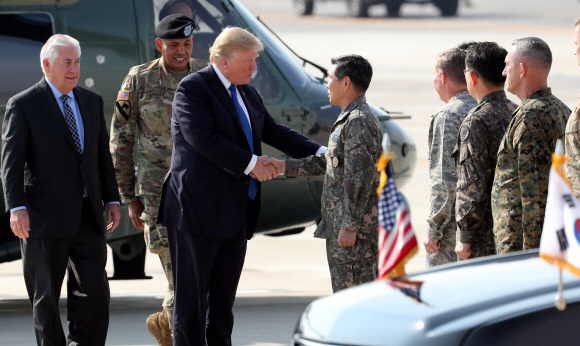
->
xmin=377 ymin=162 xmax=417 ymax=280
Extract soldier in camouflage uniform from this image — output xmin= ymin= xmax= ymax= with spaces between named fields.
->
xmin=109 ymin=15 xmax=207 ymax=346
xmin=425 ymin=47 xmax=477 ymax=267
xmin=452 ymin=42 xmax=518 ymax=260
xmin=267 ymin=55 xmax=382 ymax=292
xmin=565 ymin=19 xmax=580 ymax=199
xmin=492 ymin=37 xmax=570 ymax=254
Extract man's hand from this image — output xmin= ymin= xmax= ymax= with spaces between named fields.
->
xmin=250 ymin=155 xmax=277 ymax=181
xmin=264 ymin=157 xmax=285 ymax=175
xmin=128 ymin=201 xmax=145 ymax=230
xmin=423 ymin=238 xmax=441 ymax=254
xmin=106 ymin=203 xmax=121 ymax=233
xmin=338 ymin=228 xmax=356 ymax=247
xmin=455 ymin=242 xmax=472 ymax=260
xmin=10 ymin=209 xmax=30 ymax=239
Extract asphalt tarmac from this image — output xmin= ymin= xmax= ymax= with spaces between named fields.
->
xmin=2 ymin=0 xmax=580 ymax=345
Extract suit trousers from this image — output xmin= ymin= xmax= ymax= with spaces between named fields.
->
xmin=168 ymin=200 xmax=254 ymax=346
xmin=21 ymin=198 xmax=110 ymax=346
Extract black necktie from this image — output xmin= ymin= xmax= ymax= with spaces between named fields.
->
xmin=60 ymin=94 xmax=82 ymax=155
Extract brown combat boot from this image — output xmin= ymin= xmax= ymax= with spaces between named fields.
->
xmin=146 ymin=311 xmax=173 ymax=346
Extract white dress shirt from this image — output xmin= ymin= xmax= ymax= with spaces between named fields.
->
xmin=212 ymin=64 xmax=326 ymax=175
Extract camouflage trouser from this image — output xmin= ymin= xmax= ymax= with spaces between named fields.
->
xmin=141 ymin=196 xmax=174 ymax=330
xmin=326 ymin=238 xmax=378 ymax=293
xmin=426 ymin=226 xmax=458 ymax=267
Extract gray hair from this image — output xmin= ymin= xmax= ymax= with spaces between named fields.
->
xmin=209 ymin=27 xmax=263 ymax=65
xmin=512 ymin=37 xmax=552 ymax=69
xmin=40 ymin=34 xmax=81 ymax=74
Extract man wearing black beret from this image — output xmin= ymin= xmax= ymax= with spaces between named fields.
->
xmin=109 ymin=14 xmax=208 ymax=346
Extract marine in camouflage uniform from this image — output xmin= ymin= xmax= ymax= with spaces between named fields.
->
xmin=427 ymin=91 xmax=477 ymax=267
xmin=285 ymin=96 xmax=383 ymax=292
xmin=452 ymin=90 xmax=517 ymax=259
xmin=109 ymin=56 xmax=208 ymax=328
xmin=492 ymin=88 xmax=570 ymax=254
xmin=565 ymin=97 xmax=580 ymax=199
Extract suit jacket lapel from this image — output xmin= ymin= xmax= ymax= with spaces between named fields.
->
xmin=207 ymin=65 xmax=244 ymax=132
xmin=37 ymin=78 xmax=79 ymax=154
xmin=73 ymin=87 xmax=91 ymax=158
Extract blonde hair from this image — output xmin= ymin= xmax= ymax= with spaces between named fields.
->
xmin=209 ymin=27 xmax=264 ymax=65
xmin=40 ymin=34 xmax=81 ymax=74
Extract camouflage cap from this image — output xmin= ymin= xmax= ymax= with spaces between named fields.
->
xmin=155 ymin=14 xmax=195 ymax=39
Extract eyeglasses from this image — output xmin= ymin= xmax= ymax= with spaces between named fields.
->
xmin=463 ymin=69 xmax=480 ymax=78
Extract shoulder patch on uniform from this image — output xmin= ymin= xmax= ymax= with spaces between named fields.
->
xmin=460 ymin=125 xmax=470 ymax=141
xmin=115 ymin=100 xmax=131 ymax=125
xmin=117 ymin=90 xmax=130 ymax=101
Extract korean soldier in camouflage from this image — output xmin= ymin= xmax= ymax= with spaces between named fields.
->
xmin=109 ymin=15 xmax=207 ymax=346
xmin=565 ymin=19 xmax=580 ymax=199
xmin=492 ymin=37 xmax=570 ymax=254
xmin=424 ymin=47 xmax=477 ymax=267
xmin=266 ymin=55 xmax=382 ymax=292
xmin=453 ymin=42 xmax=517 ymax=260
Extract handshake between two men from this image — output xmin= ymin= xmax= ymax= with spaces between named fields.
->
xmin=249 ymin=156 xmax=285 ymax=182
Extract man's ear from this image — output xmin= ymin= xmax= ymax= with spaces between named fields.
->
xmin=155 ymin=38 xmax=163 ymax=53
xmin=519 ymin=62 xmax=527 ymax=79
xmin=469 ymin=71 xmax=478 ymax=87
xmin=42 ymin=58 xmax=50 ymax=74
xmin=219 ymin=56 xmax=228 ymax=69
xmin=343 ymin=76 xmax=351 ymax=91
xmin=440 ymin=71 xmax=447 ymax=85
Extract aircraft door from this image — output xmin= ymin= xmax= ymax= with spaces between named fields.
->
xmin=56 ymin=0 xmax=142 ymax=121
xmin=0 ymin=13 xmax=54 ymax=116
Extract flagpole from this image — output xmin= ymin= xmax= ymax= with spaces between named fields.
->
xmin=553 ymin=139 xmax=567 ymax=311
xmin=555 ymin=267 xmax=566 ymax=311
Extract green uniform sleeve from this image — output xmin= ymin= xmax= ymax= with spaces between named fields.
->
xmin=427 ymin=110 xmax=461 ymax=240
xmin=565 ymin=108 xmax=580 ymax=199
xmin=340 ymin=118 xmax=378 ymax=235
xmin=285 ymin=155 xmax=327 ymax=178
xmin=515 ymin=122 xmax=547 ymax=250
xmin=109 ymin=72 xmax=140 ymax=204
xmin=455 ymin=118 xmax=490 ymax=244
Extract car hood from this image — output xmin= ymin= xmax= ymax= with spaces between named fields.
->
xmin=296 ymin=251 xmax=580 ymax=346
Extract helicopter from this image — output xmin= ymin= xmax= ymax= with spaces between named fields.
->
xmin=0 ymin=0 xmax=416 ymax=279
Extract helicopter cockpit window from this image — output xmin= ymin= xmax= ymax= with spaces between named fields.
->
xmin=153 ymin=0 xmax=282 ymax=103
xmin=0 ymin=13 xmax=53 ymax=107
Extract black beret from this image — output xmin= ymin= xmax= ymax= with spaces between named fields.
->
xmin=155 ymin=14 xmax=195 ymax=39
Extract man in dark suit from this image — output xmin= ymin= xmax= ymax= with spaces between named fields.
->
xmin=158 ymin=27 xmax=324 ymax=345
xmin=1 ymin=34 xmax=121 ymax=346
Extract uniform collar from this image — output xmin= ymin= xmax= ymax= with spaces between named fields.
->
xmin=448 ymin=90 xmax=472 ymax=104
xmin=524 ymin=87 xmax=552 ymax=102
xmin=479 ymin=90 xmax=507 ymax=105
xmin=336 ymin=95 xmax=366 ymax=123
xmin=158 ymin=57 xmax=191 ymax=90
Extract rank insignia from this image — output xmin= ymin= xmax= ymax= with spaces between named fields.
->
xmin=184 ymin=24 xmax=193 ymax=37
xmin=115 ymin=100 xmax=131 ymax=125
xmin=460 ymin=125 xmax=470 ymax=141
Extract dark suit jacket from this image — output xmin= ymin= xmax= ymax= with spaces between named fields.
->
xmin=159 ymin=65 xmax=320 ymax=239
xmin=1 ymin=77 xmax=120 ymax=237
